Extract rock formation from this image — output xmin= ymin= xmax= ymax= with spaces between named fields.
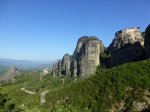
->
xmin=51 ymin=25 xmax=150 ymax=79
xmin=52 ymin=60 xmax=62 ymax=77
xmin=71 ymin=36 xmax=104 ymax=79
xmin=61 ymin=53 xmax=71 ymax=76
xmin=52 ymin=54 xmax=71 ymax=77
xmin=109 ymin=27 xmax=144 ymax=50
xmin=0 ymin=66 xmax=20 ymax=81
xmin=40 ymin=68 xmax=49 ymax=80
xmin=144 ymin=24 xmax=150 ymax=59
xmin=109 ymin=27 xmax=145 ymax=67
xmin=51 ymin=36 xmax=104 ymax=79
xmin=40 ymin=90 xmax=49 ymax=104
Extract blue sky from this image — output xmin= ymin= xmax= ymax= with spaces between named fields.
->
xmin=0 ymin=0 xmax=150 ymax=61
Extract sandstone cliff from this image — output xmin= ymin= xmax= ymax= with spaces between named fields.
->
xmin=0 ymin=66 xmax=20 ymax=81
xmin=144 ymin=24 xmax=150 ymax=59
xmin=109 ymin=27 xmax=145 ymax=67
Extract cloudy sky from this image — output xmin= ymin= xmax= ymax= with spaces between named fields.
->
xmin=0 ymin=0 xmax=149 ymax=61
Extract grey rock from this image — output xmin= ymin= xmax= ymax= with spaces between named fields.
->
xmin=51 ymin=36 xmax=104 ymax=79
xmin=109 ymin=27 xmax=145 ymax=67
xmin=109 ymin=27 xmax=144 ymax=51
xmin=72 ymin=59 xmax=77 ymax=78
xmin=110 ymin=42 xmax=145 ymax=67
xmin=61 ymin=53 xmax=71 ymax=76
xmin=71 ymin=36 xmax=104 ymax=79
xmin=52 ymin=63 xmax=57 ymax=77
xmin=40 ymin=90 xmax=49 ymax=104
xmin=144 ymin=24 xmax=150 ymax=59
xmin=0 ymin=66 xmax=20 ymax=81
xmin=52 ymin=60 xmax=61 ymax=77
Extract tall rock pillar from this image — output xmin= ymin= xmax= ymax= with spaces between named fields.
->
xmin=71 ymin=36 xmax=104 ymax=79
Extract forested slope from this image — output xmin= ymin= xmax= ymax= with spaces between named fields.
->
xmin=1 ymin=59 xmax=150 ymax=112
xmin=46 ymin=59 xmax=150 ymax=112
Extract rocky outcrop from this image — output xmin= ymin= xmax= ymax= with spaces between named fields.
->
xmin=40 ymin=90 xmax=49 ymax=104
xmin=61 ymin=53 xmax=71 ymax=76
xmin=52 ymin=60 xmax=61 ymax=77
xmin=71 ymin=36 xmax=104 ymax=79
xmin=109 ymin=27 xmax=145 ymax=67
xmin=52 ymin=54 xmax=71 ymax=77
xmin=40 ymin=68 xmax=49 ymax=80
xmin=109 ymin=27 xmax=144 ymax=50
xmin=52 ymin=63 xmax=57 ymax=77
xmin=0 ymin=66 xmax=20 ymax=81
xmin=144 ymin=24 xmax=150 ymax=59
xmin=51 ymin=26 xmax=150 ymax=78
xmin=51 ymin=36 xmax=104 ymax=79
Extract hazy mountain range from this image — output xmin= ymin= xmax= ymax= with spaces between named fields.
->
xmin=0 ymin=58 xmax=53 ymax=73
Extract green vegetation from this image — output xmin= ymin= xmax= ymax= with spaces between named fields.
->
xmin=0 ymin=70 xmax=71 ymax=111
xmin=1 ymin=59 xmax=150 ymax=111
xmin=99 ymin=47 xmax=110 ymax=69
xmin=141 ymin=32 xmax=145 ymax=38
xmin=46 ymin=59 xmax=150 ymax=111
xmin=0 ymin=88 xmax=27 ymax=112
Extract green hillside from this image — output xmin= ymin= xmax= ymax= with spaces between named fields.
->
xmin=45 ymin=59 xmax=150 ymax=112
xmin=0 ymin=70 xmax=72 ymax=112
xmin=0 ymin=59 xmax=150 ymax=112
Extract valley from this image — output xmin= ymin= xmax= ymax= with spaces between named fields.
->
xmin=0 ymin=22 xmax=150 ymax=112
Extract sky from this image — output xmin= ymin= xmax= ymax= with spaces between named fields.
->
xmin=0 ymin=0 xmax=150 ymax=61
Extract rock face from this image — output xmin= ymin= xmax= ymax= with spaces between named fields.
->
xmin=0 ymin=66 xmax=20 ymax=81
xmin=71 ymin=36 xmax=104 ymax=79
xmin=52 ymin=54 xmax=71 ymax=77
xmin=109 ymin=27 xmax=145 ymax=67
xmin=144 ymin=24 xmax=150 ymax=59
xmin=52 ymin=36 xmax=104 ymax=79
xmin=61 ymin=53 xmax=71 ymax=76
xmin=52 ymin=60 xmax=62 ymax=77
xmin=51 ymin=26 xmax=150 ymax=78
xmin=109 ymin=27 xmax=144 ymax=50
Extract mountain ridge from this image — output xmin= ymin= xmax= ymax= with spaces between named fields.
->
xmin=0 ymin=58 xmax=53 ymax=72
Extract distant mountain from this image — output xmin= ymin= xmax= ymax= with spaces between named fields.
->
xmin=0 ymin=58 xmax=53 ymax=73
